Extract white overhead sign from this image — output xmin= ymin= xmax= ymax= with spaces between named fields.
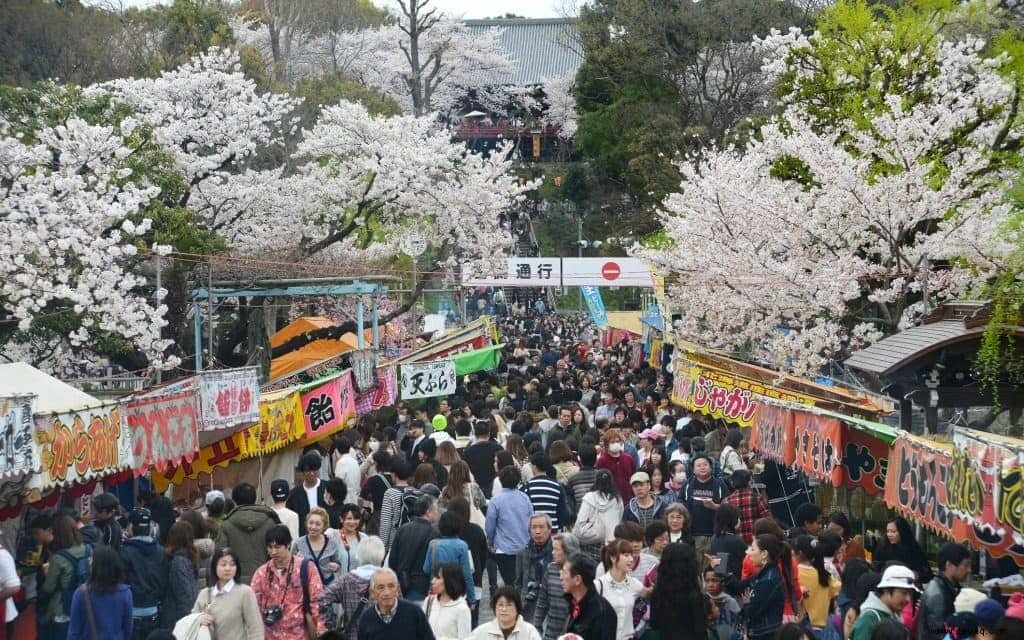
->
xmin=462 ymin=257 xmax=653 ymax=288
xmin=400 ymin=360 xmax=457 ymax=399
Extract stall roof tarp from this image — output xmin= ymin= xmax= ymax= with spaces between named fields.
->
xmin=0 ymin=362 xmax=103 ymax=414
xmin=453 ymin=344 xmax=504 ymax=375
xmin=605 ymin=312 xmax=643 ymax=336
xmin=269 ymin=332 xmax=363 ymax=381
xmin=269 ymin=316 xmax=338 ymax=349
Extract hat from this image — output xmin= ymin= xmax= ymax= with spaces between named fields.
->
xmin=297 ymin=451 xmax=322 ymax=471
xmin=270 ymin=480 xmax=289 ymax=501
xmin=129 ymin=508 xmax=152 ymax=534
xmin=639 ymin=428 xmax=661 ymax=441
xmin=973 ymin=598 xmax=1005 ymax=625
xmin=954 ymin=588 xmax=987 ymax=613
xmin=204 ymin=489 xmax=225 ymax=506
xmin=630 ymin=471 xmax=651 ymax=485
xmin=432 ymin=414 xmax=448 ymax=432
xmin=91 ymin=492 xmax=119 ymax=511
xmin=943 ymin=612 xmax=978 ymax=640
xmin=877 ymin=565 xmax=921 ymax=592
xmin=419 ymin=483 xmax=441 ymax=498
xmin=1005 ymin=592 xmax=1024 ymax=621
xmin=410 ymin=418 xmax=426 ymax=431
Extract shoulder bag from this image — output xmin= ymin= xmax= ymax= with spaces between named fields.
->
xmin=81 ymin=586 xmax=100 ymax=640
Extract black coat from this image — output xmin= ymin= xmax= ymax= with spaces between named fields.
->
xmin=564 ymin=587 xmax=618 ymax=640
xmin=387 ymin=518 xmax=439 ymax=596
xmin=461 ymin=440 xmax=503 ymax=498
xmin=286 ymin=483 xmax=327 ymax=536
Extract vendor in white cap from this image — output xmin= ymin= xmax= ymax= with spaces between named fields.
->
xmin=850 ymin=565 xmax=921 ymax=640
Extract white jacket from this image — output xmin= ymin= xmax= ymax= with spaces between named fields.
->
xmin=423 ymin=595 xmax=472 ymax=640
xmin=471 ymin=616 xmax=543 ymax=640
xmin=573 ymin=492 xmax=624 ymax=544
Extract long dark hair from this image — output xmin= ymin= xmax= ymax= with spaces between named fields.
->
xmin=591 ymin=469 xmax=620 ymax=502
xmin=649 ymin=543 xmax=705 ymax=640
xmin=756 ymin=534 xmax=795 ymax=606
xmin=88 ymin=546 xmax=125 ymax=592
xmin=794 ymin=535 xmax=829 ymax=588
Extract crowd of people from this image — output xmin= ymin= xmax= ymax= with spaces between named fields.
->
xmin=7 ymin=317 xmax=1024 ymax=640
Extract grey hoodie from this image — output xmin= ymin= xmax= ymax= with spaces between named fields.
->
xmin=851 ymin=592 xmax=896 ymax=640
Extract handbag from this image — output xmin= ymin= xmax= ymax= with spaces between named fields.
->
xmin=572 ymin=496 xmax=605 ymax=544
xmin=81 ymin=586 xmax=99 ymax=640
xmin=172 ymin=613 xmax=212 ymax=640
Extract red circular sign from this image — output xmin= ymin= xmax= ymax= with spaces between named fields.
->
xmin=601 ymin=262 xmax=621 ymax=281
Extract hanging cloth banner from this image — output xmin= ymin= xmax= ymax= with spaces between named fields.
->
xmin=0 ymin=395 xmax=38 ymax=480
xmin=356 ymin=366 xmax=397 ymax=414
xmin=241 ymin=388 xmax=305 ymax=457
xmin=884 ymin=433 xmax=958 ymax=538
xmin=400 ymin=360 xmax=456 ymax=399
xmin=842 ymin=425 xmax=889 ymax=495
xmin=581 ymin=286 xmax=609 ymax=327
xmin=123 ymin=389 xmax=200 ymax=476
xmin=750 ymin=404 xmax=795 ymax=465
xmin=791 ymin=411 xmax=844 ymax=486
xmin=952 ymin=428 xmax=1024 ymax=557
xmin=198 ymin=367 xmax=260 ymax=432
xmin=151 ymin=432 xmax=245 ymax=492
xmin=300 ymin=372 xmax=357 ymax=439
xmin=33 ymin=402 xmax=133 ymax=488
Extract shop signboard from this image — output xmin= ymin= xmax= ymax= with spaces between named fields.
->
xmin=462 ymin=258 xmax=562 ymax=288
xmin=243 ymin=389 xmax=305 ymax=457
xmin=300 ymin=373 xmax=357 ymax=439
xmin=0 ymin=395 xmax=37 ymax=480
xmin=152 ymin=432 xmax=245 ymax=491
xmin=356 ymin=367 xmax=397 ymax=414
xmin=123 ymin=389 xmax=200 ymax=476
xmin=884 ymin=434 xmax=958 ymax=538
xmin=951 ymin=428 xmax=1024 ymax=557
xmin=792 ymin=412 xmax=844 ymax=486
xmin=672 ymin=358 xmax=814 ymax=428
xmin=400 ymin=361 xmax=456 ymax=400
xmin=198 ymin=367 xmax=260 ymax=431
xmin=34 ymin=402 xmax=133 ymax=487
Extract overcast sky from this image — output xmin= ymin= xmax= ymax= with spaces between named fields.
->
xmin=92 ymin=0 xmax=577 ymax=19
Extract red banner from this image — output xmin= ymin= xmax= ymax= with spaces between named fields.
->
xmin=355 ymin=367 xmax=397 ymax=414
xmin=300 ymin=373 xmax=356 ymax=439
xmin=842 ymin=426 xmax=889 ymax=495
xmin=792 ymin=412 xmax=844 ymax=486
xmin=124 ymin=390 xmax=200 ymax=476
xmin=750 ymin=404 xmax=795 ymax=465
xmin=884 ymin=434 xmax=958 ymax=538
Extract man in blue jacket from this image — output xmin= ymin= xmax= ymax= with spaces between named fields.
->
xmin=119 ymin=508 xmax=168 ymax=640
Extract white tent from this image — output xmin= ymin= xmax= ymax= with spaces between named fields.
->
xmin=0 ymin=362 xmax=103 ymax=413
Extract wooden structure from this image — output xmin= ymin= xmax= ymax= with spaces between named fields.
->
xmin=844 ymin=301 xmax=1024 ymax=433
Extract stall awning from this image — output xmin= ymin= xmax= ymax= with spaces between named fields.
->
xmin=817 ymin=408 xmax=898 ymax=444
xmin=453 ymin=344 xmax=504 ymax=375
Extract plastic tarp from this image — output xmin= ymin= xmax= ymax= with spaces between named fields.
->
xmin=453 ymin=344 xmax=504 ymax=375
xmin=0 ymin=362 xmax=102 ymax=413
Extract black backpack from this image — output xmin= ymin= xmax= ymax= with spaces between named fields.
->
xmin=56 ymin=544 xmax=92 ymax=616
xmin=397 ymin=486 xmax=425 ymax=527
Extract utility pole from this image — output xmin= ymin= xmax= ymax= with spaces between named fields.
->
xmin=155 ymin=255 xmax=162 ymax=383
xmin=578 ymin=215 xmax=584 ymax=310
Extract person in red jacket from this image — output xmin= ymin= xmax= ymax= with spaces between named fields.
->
xmin=595 ymin=428 xmax=636 ymax=500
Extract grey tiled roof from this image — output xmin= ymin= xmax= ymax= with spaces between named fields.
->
xmin=843 ymin=320 xmax=975 ymax=375
xmin=464 ymin=18 xmax=582 ymax=86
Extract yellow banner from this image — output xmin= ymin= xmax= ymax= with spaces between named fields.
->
xmin=671 ymin=360 xmax=814 ymax=428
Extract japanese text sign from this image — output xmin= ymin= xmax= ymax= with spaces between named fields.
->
xmin=0 ymin=395 xmax=38 ymax=480
xmin=400 ymin=361 xmax=456 ymax=400
xmin=152 ymin=432 xmax=245 ymax=492
xmin=842 ymin=426 xmax=889 ymax=495
xmin=356 ymin=367 xmax=397 ymax=414
xmin=300 ymin=373 xmax=357 ymax=439
xmin=884 ymin=434 xmax=958 ymax=538
xmin=750 ymin=404 xmax=795 ymax=465
xmin=123 ymin=389 xmax=200 ymax=476
xmin=462 ymin=258 xmax=562 ymax=287
xmin=198 ymin=368 xmax=260 ymax=431
xmin=243 ymin=389 xmax=304 ymax=457
xmin=34 ymin=402 xmax=133 ymax=488
xmin=792 ymin=412 xmax=844 ymax=486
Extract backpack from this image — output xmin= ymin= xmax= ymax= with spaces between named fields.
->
xmin=397 ymin=486 xmax=425 ymax=528
xmin=56 ymin=544 xmax=92 ymax=616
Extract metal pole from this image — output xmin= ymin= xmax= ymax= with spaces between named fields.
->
xmin=356 ymin=289 xmax=365 ymax=349
xmin=193 ymin=300 xmax=202 ymax=373
xmin=372 ymin=289 xmax=380 ymax=365
xmin=411 ymin=263 xmax=418 ymax=340
xmin=155 ymin=255 xmax=162 ymax=383
xmin=578 ymin=216 xmax=584 ymax=310
xmin=207 ymin=261 xmax=214 ymax=368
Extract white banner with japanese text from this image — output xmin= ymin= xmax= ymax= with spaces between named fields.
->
xmin=400 ymin=361 xmax=457 ymax=400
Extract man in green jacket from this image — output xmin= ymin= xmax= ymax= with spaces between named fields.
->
xmin=215 ymin=482 xmax=280 ymax=583
xmin=851 ymin=565 xmax=920 ymax=640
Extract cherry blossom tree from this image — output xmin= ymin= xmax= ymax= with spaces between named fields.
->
xmin=641 ymin=36 xmax=1021 ymax=375
xmin=0 ymin=87 xmax=175 ymax=373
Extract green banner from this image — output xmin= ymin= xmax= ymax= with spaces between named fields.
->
xmin=452 ymin=344 xmax=504 ymax=375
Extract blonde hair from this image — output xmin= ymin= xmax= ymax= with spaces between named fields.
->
xmin=307 ymin=507 xmax=330 ymax=527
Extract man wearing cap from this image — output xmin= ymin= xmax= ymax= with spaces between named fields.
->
xmin=428 ymin=414 xmax=453 ymax=446
xmin=271 ymin=480 xmax=300 ymax=541
xmin=623 ymin=472 xmax=667 ymax=529
xmin=287 ymin=452 xmax=328 ymax=536
xmin=82 ymin=492 xmax=122 ymax=549
xmin=119 ymin=508 xmax=168 ymax=640
xmin=917 ymin=542 xmax=972 ymax=640
xmin=217 ymin=482 xmax=282 ymax=583
xmin=851 ymin=565 xmax=921 ymax=640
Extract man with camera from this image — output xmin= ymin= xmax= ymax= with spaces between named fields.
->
xmin=516 ymin=514 xmax=553 ymax=623
xmin=251 ymin=524 xmax=325 ymax=640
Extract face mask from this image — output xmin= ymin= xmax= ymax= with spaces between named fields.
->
xmin=609 ymin=442 xmax=624 ymax=454
xmin=674 ymin=472 xmax=687 ymax=483
xmin=368 ymin=441 xmax=380 ymax=452
xmin=397 ymin=414 xmax=407 ymax=423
